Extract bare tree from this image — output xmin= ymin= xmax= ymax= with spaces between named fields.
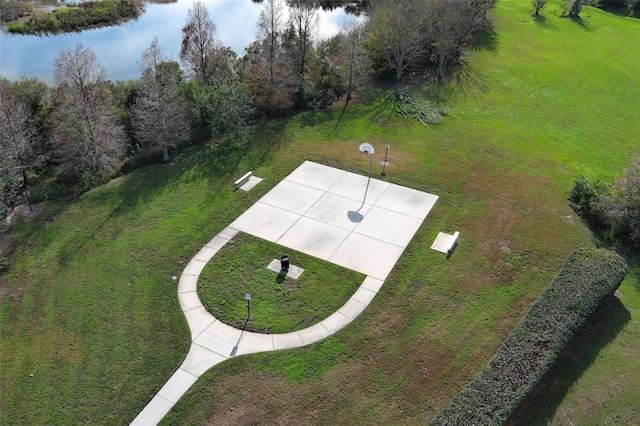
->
xmin=468 ymin=0 xmax=499 ymax=25
xmin=365 ymin=0 xmax=425 ymax=95
xmin=181 ymin=1 xmax=216 ymax=84
xmin=260 ymin=0 xmax=290 ymax=108
xmin=0 ymin=79 xmax=31 ymax=215
xmin=561 ymin=0 xmax=582 ymax=17
xmin=532 ymin=0 xmax=548 ymax=16
xmin=247 ymin=0 xmax=296 ymax=114
xmin=8 ymin=77 xmax=50 ymax=149
xmin=180 ymin=1 xmax=234 ymax=85
xmin=0 ymin=153 xmax=19 ymax=221
xmin=426 ymin=0 xmax=497 ymax=79
xmin=0 ymin=79 xmax=42 ymax=191
xmin=339 ymin=17 xmax=369 ymax=104
xmin=132 ymin=38 xmax=189 ymax=163
xmin=260 ymin=0 xmax=285 ymax=95
xmin=287 ymin=0 xmax=319 ymax=79
xmin=426 ymin=0 xmax=466 ymax=80
xmin=284 ymin=0 xmax=319 ymax=105
xmin=52 ymin=44 xmax=126 ymax=186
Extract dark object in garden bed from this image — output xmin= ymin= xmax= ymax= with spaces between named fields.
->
xmin=430 ymin=247 xmax=628 ymax=426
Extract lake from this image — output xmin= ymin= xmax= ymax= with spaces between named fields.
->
xmin=0 ymin=0 xmax=350 ymax=83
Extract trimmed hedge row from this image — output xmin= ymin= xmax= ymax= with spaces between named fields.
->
xmin=430 ymin=248 xmax=627 ymax=425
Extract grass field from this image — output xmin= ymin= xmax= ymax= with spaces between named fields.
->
xmin=1 ymin=1 xmax=639 ymax=424
xmin=197 ymin=232 xmax=365 ymax=333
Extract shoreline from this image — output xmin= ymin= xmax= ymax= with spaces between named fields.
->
xmin=2 ymin=0 xmax=144 ymax=36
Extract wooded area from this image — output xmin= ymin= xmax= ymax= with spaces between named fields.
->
xmin=0 ymin=0 xmax=498 ymax=221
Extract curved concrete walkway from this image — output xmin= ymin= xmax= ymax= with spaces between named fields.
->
xmin=131 ymin=161 xmax=438 ymax=425
xmin=130 ymin=226 xmax=384 ymax=426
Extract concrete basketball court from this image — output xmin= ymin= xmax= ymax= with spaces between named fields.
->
xmin=130 ymin=161 xmax=439 ymax=425
xmin=230 ymin=161 xmax=439 ymax=280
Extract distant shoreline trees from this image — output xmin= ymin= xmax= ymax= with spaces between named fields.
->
xmin=4 ymin=0 xmax=144 ymax=35
xmin=0 ymin=0 xmax=500 ymax=220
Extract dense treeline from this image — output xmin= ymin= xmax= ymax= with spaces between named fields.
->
xmin=4 ymin=0 xmax=144 ymax=34
xmin=0 ymin=0 xmax=497 ymax=224
xmin=532 ymin=0 xmax=640 ymax=18
xmin=431 ymin=248 xmax=628 ymax=426
xmin=561 ymin=0 xmax=640 ymax=17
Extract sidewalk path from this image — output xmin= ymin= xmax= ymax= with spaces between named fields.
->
xmin=130 ymin=226 xmax=384 ymax=426
xmin=130 ymin=161 xmax=437 ymax=425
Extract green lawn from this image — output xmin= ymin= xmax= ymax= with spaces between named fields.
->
xmin=197 ymin=232 xmax=364 ymax=333
xmin=1 ymin=1 xmax=639 ymax=424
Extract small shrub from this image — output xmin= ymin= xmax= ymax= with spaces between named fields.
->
xmin=560 ymin=0 xmax=582 ymax=17
xmin=0 ymin=1 xmax=31 ymax=23
xmin=431 ymin=248 xmax=627 ymax=426
xmin=627 ymin=0 xmax=640 ymax=15
xmin=0 ymin=160 xmax=19 ymax=223
xmin=569 ymin=158 xmax=640 ymax=249
xmin=28 ymin=176 xmax=74 ymax=203
xmin=567 ymin=175 xmax=608 ymax=219
xmin=0 ymin=252 xmax=9 ymax=272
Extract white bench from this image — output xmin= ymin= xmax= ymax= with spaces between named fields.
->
xmin=234 ymin=171 xmax=252 ymax=189
xmin=430 ymin=231 xmax=460 ymax=254
xmin=448 ymin=231 xmax=460 ymax=254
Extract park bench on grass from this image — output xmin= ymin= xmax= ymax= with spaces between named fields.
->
xmin=234 ymin=171 xmax=253 ymax=189
xmin=430 ymin=231 xmax=460 ymax=255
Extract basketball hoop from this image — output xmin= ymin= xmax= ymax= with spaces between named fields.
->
xmin=359 ymin=142 xmax=375 ymax=155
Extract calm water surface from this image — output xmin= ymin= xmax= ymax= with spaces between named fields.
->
xmin=0 ymin=0 xmax=349 ymax=83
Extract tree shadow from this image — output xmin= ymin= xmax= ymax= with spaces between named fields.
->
xmin=468 ymin=27 xmax=500 ymax=52
xmin=242 ymin=116 xmax=292 ymax=170
xmin=507 ymin=295 xmax=631 ymax=425
xmin=569 ymin=15 xmax=591 ymax=31
xmin=421 ymin=60 xmax=489 ymax=104
xmin=297 ymin=107 xmax=335 ymax=128
xmin=532 ymin=13 xmax=556 ymax=29
xmin=114 ymin=115 xmax=291 ymax=213
xmin=333 ymin=97 xmax=350 ymax=131
xmin=0 ymin=198 xmax=68 ymax=258
xmin=630 ymin=262 xmax=640 ymax=294
xmin=113 ymin=144 xmax=241 ymax=209
xmin=53 ymin=117 xmax=293 ymax=267
xmin=370 ymin=89 xmax=400 ymax=124
xmin=592 ymin=4 xmax=636 ymax=18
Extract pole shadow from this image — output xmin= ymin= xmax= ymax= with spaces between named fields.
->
xmin=230 ymin=315 xmax=251 ymax=357
xmin=347 ymin=210 xmax=363 ymax=223
xmin=569 ymin=15 xmax=591 ymax=31
xmin=532 ymin=14 xmax=556 ymax=29
xmin=333 ymin=97 xmax=350 ymax=131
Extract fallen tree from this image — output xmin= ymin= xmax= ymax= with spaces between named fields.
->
xmin=396 ymin=92 xmax=444 ymax=128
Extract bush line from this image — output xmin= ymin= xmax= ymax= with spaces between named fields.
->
xmin=430 ymin=248 xmax=628 ymax=426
